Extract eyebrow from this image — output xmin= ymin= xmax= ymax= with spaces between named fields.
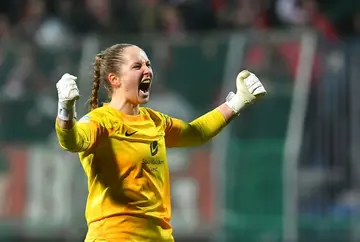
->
xmin=133 ymin=60 xmax=151 ymax=65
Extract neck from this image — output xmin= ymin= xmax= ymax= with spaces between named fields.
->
xmin=109 ymin=94 xmax=140 ymax=116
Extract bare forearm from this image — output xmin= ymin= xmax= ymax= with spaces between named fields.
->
xmin=216 ymin=103 xmax=237 ymax=124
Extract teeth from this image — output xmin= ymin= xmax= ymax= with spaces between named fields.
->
xmin=141 ymin=79 xmax=151 ymax=83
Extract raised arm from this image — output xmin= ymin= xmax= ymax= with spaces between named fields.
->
xmin=165 ymin=70 xmax=266 ymax=148
xmin=55 ymin=73 xmax=101 ymax=152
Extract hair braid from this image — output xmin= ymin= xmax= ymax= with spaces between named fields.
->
xmin=89 ymin=54 xmax=102 ymax=111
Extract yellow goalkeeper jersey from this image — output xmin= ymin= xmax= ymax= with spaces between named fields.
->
xmin=55 ymin=104 xmax=226 ymax=242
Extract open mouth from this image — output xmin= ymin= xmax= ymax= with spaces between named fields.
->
xmin=138 ymin=79 xmax=151 ymax=94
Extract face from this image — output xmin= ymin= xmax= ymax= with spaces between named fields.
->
xmin=112 ymin=46 xmax=153 ymax=105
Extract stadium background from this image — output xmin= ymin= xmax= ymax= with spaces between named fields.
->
xmin=0 ymin=0 xmax=360 ymax=241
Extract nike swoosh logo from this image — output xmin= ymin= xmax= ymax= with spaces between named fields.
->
xmin=125 ymin=131 xmax=137 ymax=136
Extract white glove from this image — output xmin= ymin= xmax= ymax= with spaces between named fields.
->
xmin=56 ymin=73 xmax=80 ymax=121
xmin=226 ymin=70 xmax=266 ymax=115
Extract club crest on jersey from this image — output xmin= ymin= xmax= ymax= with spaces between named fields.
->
xmin=150 ymin=141 xmax=158 ymax=156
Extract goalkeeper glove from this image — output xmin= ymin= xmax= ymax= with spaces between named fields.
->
xmin=56 ymin=73 xmax=80 ymax=121
xmin=225 ymin=70 xmax=266 ymax=115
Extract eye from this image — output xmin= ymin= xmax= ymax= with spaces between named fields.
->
xmin=133 ymin=64 xmax=141 ymax=69
xmin=146 ymin=62 xmax=151 ymax=67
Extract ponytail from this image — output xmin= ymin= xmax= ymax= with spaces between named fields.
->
xmin=88 ymin=44 xmax=133 ymax=111
xmin=89 ymin=55 xmax=102 ymax=111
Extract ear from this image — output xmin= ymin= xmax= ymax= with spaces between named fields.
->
xmin=108 ymin=73 xmax=120 ymax=88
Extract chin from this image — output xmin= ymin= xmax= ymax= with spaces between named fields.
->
xmin=137 ymin=90 xmax=150 ymax=104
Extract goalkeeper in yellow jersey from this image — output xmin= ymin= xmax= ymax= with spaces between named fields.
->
xmin=55 ymin=43 xmax=266 ymax=242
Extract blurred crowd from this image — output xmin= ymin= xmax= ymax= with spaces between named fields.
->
xmin=0 ymin=0 xmax=359 ymax=41
xmin=1 ymin=0 xmax=360 ymax=43
xmin=0 ymin=0 xmax=358 ymax=141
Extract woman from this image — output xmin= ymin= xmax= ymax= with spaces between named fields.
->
xmin=55 ymin=43 xmax=266 ymax=241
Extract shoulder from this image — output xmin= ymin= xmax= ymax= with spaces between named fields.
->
xmin=142 ymin=107 xmax=169 ymax=120
xmin=141 ymin=107 xmax=171 ymax=127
